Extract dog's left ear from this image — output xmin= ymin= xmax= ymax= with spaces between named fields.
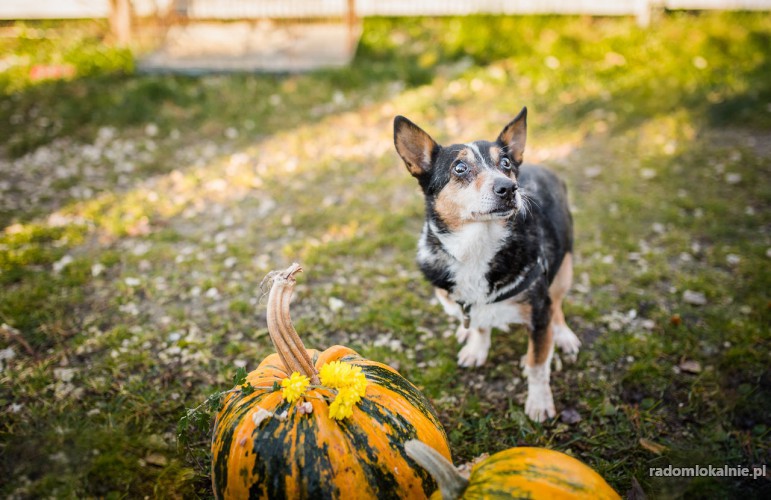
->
xmin=497 ymin=107 xmax=527 ymax=165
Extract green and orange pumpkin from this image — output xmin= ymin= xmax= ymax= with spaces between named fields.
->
xmin=211 ymin=264 xmax=452 ymax=499
xmin=405 ymin=440 xmax=620 ymax=500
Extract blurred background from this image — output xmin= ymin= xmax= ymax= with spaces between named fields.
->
xmin=1 ymin=1 xmax=769 ymax=498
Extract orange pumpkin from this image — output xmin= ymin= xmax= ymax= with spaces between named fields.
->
xmin=211 ymin=264 xmax=452 ymax=499
xmin=405 ymin=440 xmax=620 ymax=500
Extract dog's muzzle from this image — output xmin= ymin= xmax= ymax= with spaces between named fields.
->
xmin=492 ymin=177 xmax=519 ymax=214
xmin=493 ymin=177 xmax=517 ymax=201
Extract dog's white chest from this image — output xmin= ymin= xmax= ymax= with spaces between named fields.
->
xmin=437 ymin=222 xmax=509 ymax=304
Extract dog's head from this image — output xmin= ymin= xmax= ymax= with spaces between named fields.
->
xmin=394 ymin=108 xmax=527 ymax=231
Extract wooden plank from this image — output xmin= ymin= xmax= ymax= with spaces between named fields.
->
xmin=0 ymin=0 xmax=109 ymax=19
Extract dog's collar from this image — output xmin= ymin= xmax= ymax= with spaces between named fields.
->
xmin=456 ymin=256 xmax=546 ymax=329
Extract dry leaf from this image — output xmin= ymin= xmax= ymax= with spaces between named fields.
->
xmin=144 ymin=453 xmax=168 ymax=467
xmin=639 ymin=438 xmax=668 ymax=455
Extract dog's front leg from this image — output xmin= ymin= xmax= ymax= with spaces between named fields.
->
xmin=524 ymin=300 xmax=556 ymax=422
xmin=457 ymin=327 xmax=490 ymax=368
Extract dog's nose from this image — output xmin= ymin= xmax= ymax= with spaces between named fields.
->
xmin=493 ymin=177 xmax=517 ymax=199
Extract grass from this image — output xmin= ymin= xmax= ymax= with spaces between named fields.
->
xmin=1 ymin=11 xmax=770 ymax=498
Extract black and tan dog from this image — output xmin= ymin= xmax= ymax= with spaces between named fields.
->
xmin=394 ymin=108 xmax=580 ymax=422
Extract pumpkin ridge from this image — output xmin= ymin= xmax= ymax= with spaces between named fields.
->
xmin=212 ymin=392 xmax=275 ymax=498
xmin=368 ymin=402 xmax=440 ymax=498
xmin=310 ymin=396 xmax=376 ymax=498
xmin=247 ymin=399 xmax=293 ymax=499
xmin=336 ymin=400 xmax=405 ymax=499
xmin=355 ymin=362 xmax=445 ymax=433
xmin=466 ymin=485 xmax=533 ymax=499
xmin=293 ymin=413 xmax=336 ymax=499
xmin=471 ymin=466 xmax=591 ymax=493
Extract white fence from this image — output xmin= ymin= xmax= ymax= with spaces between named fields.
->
xmin=1 ymin=0 xmax=769 ymax=20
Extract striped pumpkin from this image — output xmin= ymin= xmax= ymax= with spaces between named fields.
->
xmin=406 ymin=440 xmax=620 ymax=500
xmin=211 ymin=264 xmax=452 ymax=499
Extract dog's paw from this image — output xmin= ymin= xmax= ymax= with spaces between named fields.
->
xmin=457 ymin=334 xmax=490 ymax=368
xmin=553 ymin=324 xmax=581 ymax=363
xmin=525 ymin=385 xmax=556 ymax=422
xmin=455 ymin=325 xmax=471 ymax=344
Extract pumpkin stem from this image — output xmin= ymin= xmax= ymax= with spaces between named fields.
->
xmin=405 ymin=440 xmax=468 ymax=500
xmin=266 ymin=263 xmax=320 ymax=385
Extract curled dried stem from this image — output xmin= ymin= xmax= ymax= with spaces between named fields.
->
xmin=266 ymin=263 xmax=320 ymax=385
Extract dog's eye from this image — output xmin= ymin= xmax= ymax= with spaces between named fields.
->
xmin=500 ymin=157 xmax=511 ymax=170
xmin=453 ymin=162 xmax=469 ymax=175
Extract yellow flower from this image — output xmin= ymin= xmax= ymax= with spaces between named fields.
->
xmin=319 ymin=361 xmax=352 ymax=388
xmin=319 ymin=361 xmax=369 ymax=420
xmin=281 ymin=372 xmax=310 ymax=404
xmin=319 ymin=361 xmax=368 ymax=396
xmin=348 ymin=369 xmax=368 ymax=398
xmin=328 ymin=386 xmax=361 ymax=420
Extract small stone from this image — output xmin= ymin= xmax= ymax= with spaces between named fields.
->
xmin=328 ymin=297 xmax=345 ymax=313
xmin=91 ymin=263 xmax=105 ymax=277
xmin=725 ymin=173 xmax=742 ymax=185
xmin=679 ymin=360 xmax=702 ymax=374
xmin=560 ymin=408 xmax=581 ymax=424
xmin=53 ymin=255 xmax=73 ymax=273
xmin=683 ymin=290 xmax=707 ymax=306
xmin=144 ymin=123 xmax=159 ymax=137
xmin=726 ymin=254 xmax=741 ymax=266
xmin=124 ymin=277 xmax=141 ymax=287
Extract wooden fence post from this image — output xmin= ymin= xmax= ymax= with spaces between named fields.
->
xmin=347 ymin=0 xmax=358 ymax=55
xmin=109 ymin=0 xmax=132 ymax=45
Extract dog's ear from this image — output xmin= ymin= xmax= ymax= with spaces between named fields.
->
xmin=394 ymin=116 xmax=439 ymax=177
xmin=497 ymin=107 xmax=527 ymax=165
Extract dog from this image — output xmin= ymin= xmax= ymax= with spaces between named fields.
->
xmin=393 ymin=107 xmax=580 ymax=422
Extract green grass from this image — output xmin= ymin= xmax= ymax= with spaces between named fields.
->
xmin=1 ymin=12 xmax=770 ymax=498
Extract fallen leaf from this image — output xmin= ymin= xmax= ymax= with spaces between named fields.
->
xmin=144 ymin=453 xmax=168 ymax=467
xmin=639 ymin=438 xmax=668 ymax=455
